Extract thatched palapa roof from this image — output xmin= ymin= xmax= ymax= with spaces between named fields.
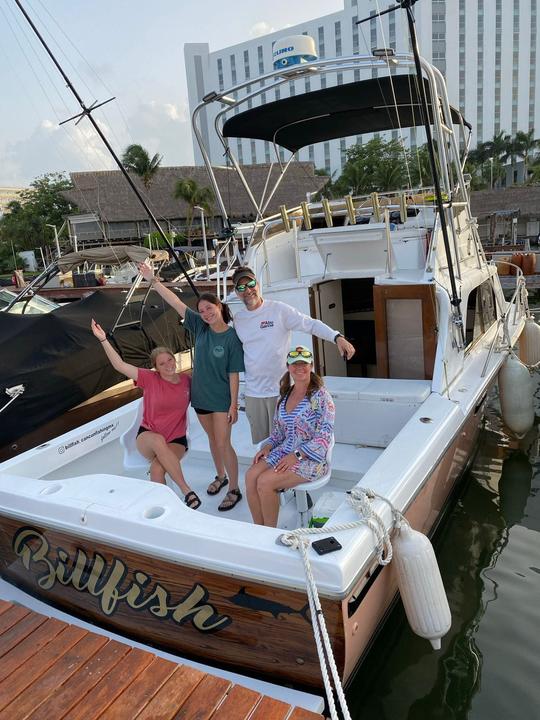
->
xmin=470 ymin=187 xmax=540 ymax=218
xmin=64 ymin=163 xmax=327 ymax=222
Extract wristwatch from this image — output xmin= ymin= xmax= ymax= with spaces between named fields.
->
xmin=334 ymin=332 xmax=343 ymax=343
xmin=294 ymin=449 xmax=303 ymax=461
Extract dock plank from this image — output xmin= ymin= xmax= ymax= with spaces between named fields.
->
xmin=249 ymin=696 xmax=293 ymax=720
xmin=0 ymin=602 xmax=324 ymax=720
xmin=97 ymin=656 xmax=177 ymax=720
xmin=28 ymin=639 xmax=130 ymax=720
xmin=207 ymin=684 xmax=262 ymax=719
xmin=0 ymin=611 xmax=46 ymax=658
xmin=64 ymin=647 xmax=155 ymax=720
xmin=288 ymin=708 xmax=329 ymax=720
xmin=0 ymin=618 xmax=66 ymax=683
xmin=0 ymin=603 xmax=30 ymax=634
xmin=171 ymin=673 xmax=232 ymax=719
xmin=134 ymin=665 xmax=204 ymax=720
xmin=0 ymin=624 xmax=87 ymax=712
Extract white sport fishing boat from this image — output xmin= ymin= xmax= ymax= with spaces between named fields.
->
xmin=0 ymin=2 xmax=537 ymax=703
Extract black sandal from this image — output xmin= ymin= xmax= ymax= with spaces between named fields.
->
xmin=207 ymin=475 xmax=228 ymax=495
xmin=218 ymin=488 xmax=242 ymax=512
xmin=184 ymin=490 xmax=201 ymax=510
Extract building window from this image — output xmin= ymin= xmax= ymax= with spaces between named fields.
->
xmin=324 ymin=142 xmax=331 ymax=174
xmin=494 ymin=0 xmax=502 ymax=133
xmin=237 ymin=139 xmax=243 ymax=165
xmin=265 ymin=141 xmax=271 ymax=163
xmin=477 ymin=0 xmax=484 ymax=142
xmin=257 ymin=45 xmax=264 ymax=75
xmin=432 ymin=1 xmax=446 ymax=77
xmin=230 ymin=55 xmax=237 ymax=85
xmin=335 ymin=21 xmax=342 ymax=56
xmin=243 ymin=50 xmax=250 ymax=80
xmin=250 ymin=140 xmax=257 ymax=165
xmin=512 ymin=0 xmax=519 ymax=133
xmin=318 ymin=26 xmax=325 ymax=58
xmin=217 ymin=58 xmax=224 ymax=91
xmin=458 ymin=0 xmax=466 ymax=113
xmin=352 ymin=16 xmax=359 ymax=54
xmin=530 ymin=0 xmax=537 ymax=130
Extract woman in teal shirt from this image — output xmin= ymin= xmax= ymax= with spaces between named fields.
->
xmin=139 ymin=263 xmax=244 ymax=511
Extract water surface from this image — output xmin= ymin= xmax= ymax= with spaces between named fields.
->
xmin=347 ymin=375 xmax=540 ymax=720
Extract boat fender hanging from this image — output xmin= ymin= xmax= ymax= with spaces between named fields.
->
xmin=392 ymin=523 xmax=451 ymax=650
xmin=498 ymin=355 xmax=535 ymax=437
xmin=518 ymin=316 xmax=540 ymax=366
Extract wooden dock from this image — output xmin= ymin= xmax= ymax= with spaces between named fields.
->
xmin=0 ymin=600 xmax=324 ymax=720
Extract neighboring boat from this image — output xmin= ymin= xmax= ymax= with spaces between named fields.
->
xmin=0 ymin=8 xmax=535 ymax=699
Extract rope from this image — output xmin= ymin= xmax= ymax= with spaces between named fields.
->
xmin=279 ymin=488 xmax=406 ymax=719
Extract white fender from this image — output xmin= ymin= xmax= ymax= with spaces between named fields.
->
xmin=392 ymin=523 xmax=451 ymax=650
xmin=518 ymin=317 xmax=540 ymax=366
xmin=498 ymin=355 xmax=534 ymax=437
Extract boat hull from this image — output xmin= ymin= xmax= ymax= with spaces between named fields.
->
xmin=0 ymin=398 xmax=484 ymax=691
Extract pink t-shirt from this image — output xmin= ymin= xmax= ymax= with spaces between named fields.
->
xmin=136 ymin=368 xmax=191 ymax=442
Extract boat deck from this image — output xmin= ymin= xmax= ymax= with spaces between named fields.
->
xmin=0 ymin=599 xmax=324 ymax=720
xmin=43 ymin=406 xmax=384 ymax=530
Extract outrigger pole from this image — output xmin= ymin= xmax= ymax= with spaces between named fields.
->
xmin=357 ymin=0 xmax=464 ymax=341
xmin=14 ymin=0 xmax=200 ymax=298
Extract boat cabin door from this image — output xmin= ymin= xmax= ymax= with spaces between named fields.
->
xmin=312 ymin=280 xmax=346 ymax=377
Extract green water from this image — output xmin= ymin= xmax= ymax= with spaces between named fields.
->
xmin=347 ymin=376 xmax=540 ymax=720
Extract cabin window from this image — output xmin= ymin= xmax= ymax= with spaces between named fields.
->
xmin=465 ymin=280 xmax=497 ymax=346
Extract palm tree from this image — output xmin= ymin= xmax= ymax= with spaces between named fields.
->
xmin=121 ymin=144 xmax=162 ymax=188
xmin=173 ymin=178 xmax=214 ymax=245
xmin=511 ymin=129 xmax=540 ymax=179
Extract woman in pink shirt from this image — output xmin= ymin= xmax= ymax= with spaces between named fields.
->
xmin=91 ymin=319 xmax=200 ymax=510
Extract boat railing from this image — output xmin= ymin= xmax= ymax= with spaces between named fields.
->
xmin=483 ymin=260 xmax=527 ymax=373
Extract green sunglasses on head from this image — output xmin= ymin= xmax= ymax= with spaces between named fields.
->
xmin=236 ymin=278 xmax=257 ymax=292
xmin=288 ymin=349 xmax=313 ymax=359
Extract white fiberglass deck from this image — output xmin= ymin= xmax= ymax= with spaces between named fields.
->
xmin=43 ymin=405 xmax=384 ymax=530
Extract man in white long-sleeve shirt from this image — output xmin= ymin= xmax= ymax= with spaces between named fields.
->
xmin=231 ymin=266 xmax=355 ymax=443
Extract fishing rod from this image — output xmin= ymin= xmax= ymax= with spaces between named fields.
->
xmin=14 ymin=0 xmax=200 ymax=298
xmin=358 ymin=0 xmax=465 ymax=343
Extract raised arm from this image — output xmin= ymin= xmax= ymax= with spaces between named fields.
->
xmin=91 ymin=319 xmax=138 ymax=381
xmin=138 ymin=262 xmax=188 ymax=318
xmin=282 ymin=304 xmax=356 ymax=360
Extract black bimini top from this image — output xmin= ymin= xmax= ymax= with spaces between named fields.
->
xmin=222 ymin=75 xmax=470 ymax=152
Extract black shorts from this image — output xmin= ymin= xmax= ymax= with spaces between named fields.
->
xmin=136 ymin=426 xmax=188 ymax=451
xmin=193 ymin=408 xmax=214 ymax=415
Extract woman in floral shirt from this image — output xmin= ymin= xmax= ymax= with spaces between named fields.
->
xmin=245 ymin=345 xmax=335 ymax=527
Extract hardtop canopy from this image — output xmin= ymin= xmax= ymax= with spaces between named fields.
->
xmin=222 ymin=75 xmax=470 ymax=153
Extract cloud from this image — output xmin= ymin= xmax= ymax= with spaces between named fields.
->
xmin=1 ymin=118 xmax=115 ymax=187
xmin=1 ymin=99 xmax=195 ymax=186
xmin=124 ymin=99 xmax=194 ymax=166
xmin=249 ymin=21 xmax=275 ymax=38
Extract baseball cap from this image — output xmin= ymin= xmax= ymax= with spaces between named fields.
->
xmin=287 ymin=345 xmax=313 ymax=364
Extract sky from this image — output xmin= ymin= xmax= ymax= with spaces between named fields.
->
xmin=0 ymin=0 xmax=342 ymax=187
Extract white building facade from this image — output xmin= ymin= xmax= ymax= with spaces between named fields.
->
xmin=185 ymin=0 xmax=540 ymax=177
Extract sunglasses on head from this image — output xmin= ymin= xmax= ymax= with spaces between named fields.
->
xmin=236 ymin=278 xmax=257 ymax=292
xmin=288 ymin=349 xmax=313 ymax=359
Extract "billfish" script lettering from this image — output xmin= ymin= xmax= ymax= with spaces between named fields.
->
xmin=12 ymin=527 xmax=232 ymax=633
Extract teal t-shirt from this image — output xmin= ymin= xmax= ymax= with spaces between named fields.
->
xmin=184 ymin=307 xmax=245 ymax=412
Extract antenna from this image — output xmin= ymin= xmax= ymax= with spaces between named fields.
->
xmin=358 ymin=0 xmax=464 ymax=342
xmin=13 ymin=0 xmax=199 ymax=297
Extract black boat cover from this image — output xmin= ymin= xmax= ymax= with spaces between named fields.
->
xmin=0 ymin=289 xmax=195 ymax=448
xmin=222 ymin=75 xmax=470 ymax=152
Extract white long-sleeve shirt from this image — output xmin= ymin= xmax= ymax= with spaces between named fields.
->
xmin=233 ymin=299 xmax=337 ymax=397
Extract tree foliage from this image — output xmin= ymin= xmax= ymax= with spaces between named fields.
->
xmin=173 ymin=178 xmax=214 ymax=245
xmin=0 ymin=173 xmax=78 ymax=271
xmin=121 ymin=144 xmax=162 ymax=188
xmin=332 ymin=138 xmax=411 ymax=196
